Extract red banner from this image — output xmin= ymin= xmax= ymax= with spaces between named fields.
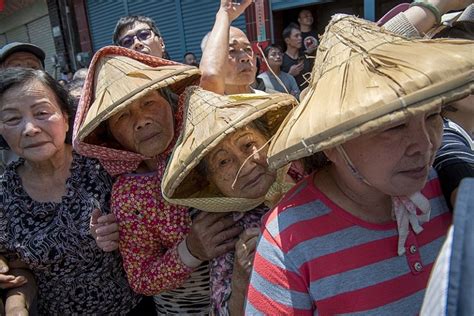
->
xmin=0 ymin=0 xmax=4 ymax=12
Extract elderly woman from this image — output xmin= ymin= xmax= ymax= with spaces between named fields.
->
xmin=73 ymin=47 xmax=242 ymax=314
xmin=0 ymin=68 xmax=140 ymax=314
xmin=162 ymin=87 xmax=298 ymax=315
xmin=245 ymin=15 xmax=473 ymax=315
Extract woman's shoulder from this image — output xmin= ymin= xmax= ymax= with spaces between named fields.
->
xmin=262 ymin=174 xmax=328 ymax=228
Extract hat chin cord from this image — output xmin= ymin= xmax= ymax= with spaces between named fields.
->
xmin=335 ymin=145 xmax=431 ymax=256
xmin=335 ymin=145 xmax=372 ymax=186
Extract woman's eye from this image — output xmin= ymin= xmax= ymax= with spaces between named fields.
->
xmin=427 ymin=112 xmax=440 ymax=120
xmin=117 ymin=112 xmax=129 ymax=121
xmin=384 ymin=124 xmax=406 ymax=132
xmin=3 ymin=117 xmax=21 ymax=125
xmin=35 ymin=111 xmax=50 ymax=118
xmin=245 ymin=142 xmax=256 ymax=149
xmin=219 ymin=159 xmax=230 ymax=167
xmin=143 ymin=101 xmax=154 ymax=107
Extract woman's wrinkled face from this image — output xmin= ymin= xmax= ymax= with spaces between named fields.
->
xmin=107 ymin=90 xmax=174 ymax=157
xmin=205 ymin=125 xmax=276 ymax=199
xmin=0 ymin=79 xmax=69 ymax=162
xmin=336 ymin=107 xmax=443 ymax=196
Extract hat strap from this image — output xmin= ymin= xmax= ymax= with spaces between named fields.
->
xmin=336 ymin=145 xmax=372 ymax=186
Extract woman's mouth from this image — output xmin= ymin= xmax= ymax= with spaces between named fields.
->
xmin=399 ymin=165 xmax=429 ymax=179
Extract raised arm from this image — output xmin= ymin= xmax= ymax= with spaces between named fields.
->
xmin=384 ymin=0 xmax=473 ymax=36
xmin=199 ymin=0 xmax=252 ymax=94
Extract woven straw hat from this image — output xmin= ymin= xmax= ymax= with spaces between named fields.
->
xmin=162 ymin=86 xmax=297 ymax=212
xmin=268 ymin=15 xmax=474 ymax=170
xmin=75 ymin=47 xmax=200 ymax=142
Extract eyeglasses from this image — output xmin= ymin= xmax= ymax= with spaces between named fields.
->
xmin=269 ymin=52 xmax=283 ymax=58
xmin=118 ymin=28 xmax=155 ymax=48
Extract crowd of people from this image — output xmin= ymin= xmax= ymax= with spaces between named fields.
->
xmin=0 ymin=0 xmax=473 ymax=315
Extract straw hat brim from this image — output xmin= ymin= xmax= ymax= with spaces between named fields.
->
xmin=267 ymin=15 xmax=474 ymax=170
xmin=162 ymin=87 xmax=297 ymax=212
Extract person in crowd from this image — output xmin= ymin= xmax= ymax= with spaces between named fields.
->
xmin=183 ymin=51 xmax=198 ymax=66
xmin=200 ymin=0 xmax=261 ymax=95
xmin=162 ymin=86 xmax=298 ymax=315
xmin=73 ymin=46 xmax=241 ymax=314
xmin=420 ymin=178 xmax=474 ymax=315
xmin=66 ymin=78 xmax=85 ymax=106
xmin=297 ymin=9 xmax=319 ymax=57
xmin=431 ymin=6 xmax=474 ymax=208
xmin=57 ymin=79 xmax=67 ymax=86
xmin=0 ymin=42 xmax=44 ymax=70
xmin=0 ymin=42 xmax=46 ymax=172
xmin=0 ymin=254 xmax=36 ymax=316
xmin=72 ymin=67 xmax=88 ymax=81
xmin=258 ymin=44 xmax=300 ymax=99
xmin=113 ymin=15 xmax=167 ymax=58
xmin=0 ymin=68 xmax=142 ymax=314
xmin=281 ymin=22 xmax=312 ymax=91
xmin=246 ymin=13 xmax=472 ymax=315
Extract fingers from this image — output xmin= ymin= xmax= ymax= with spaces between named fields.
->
xmin=212 ymin=226 xmax=243 ymax=245
xmin=90 ymin=208 xmax=101 ymax=226
xmin=97 ymin=241 xmax=119 ymax=252
xmin=213 ymin=239 xmax=239 ymax=257
xmin=0 ymin=275 xmax=27 ymax=290
xmin=95 ymin=223 xmax=119 ymax=238
xmin=0 ymin=255 xmax=9 ymax=273
xmin=97 ymin=213 xmax=117 ymax=225
xmin=239 ymin=227 xmax=260 ymax=243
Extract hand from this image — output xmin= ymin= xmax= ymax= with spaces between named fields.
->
xmin=288 ymin=62 xmax=304 ymax=76
xmin=430 ymin=0 xmax=473 ymax=14
xmin=220 ymin=0 xmax=253 ymax=22
xmin=233 ymin=227 xmax=260 ymax=277
xmin=90 ymin=209 xmax=119 ymax=252
xmin=0 ymin=256 xmax=27 ymax=290
xmin=187 ymin=212 xmax=243 ymax=261
xmin=5 ymin=305 xmax=28 ymax=316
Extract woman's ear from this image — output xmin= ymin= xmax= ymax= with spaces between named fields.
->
xmin=323 ymin=148 xmax=338 ymax=163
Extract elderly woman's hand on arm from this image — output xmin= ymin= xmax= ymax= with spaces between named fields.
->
xmin=186 ymin=212 xmax=243 ymax=261
xmin=0 ymin=257 xmax=37 ymax=316
xmin=90 ymin=209 xmax=120 ymax=252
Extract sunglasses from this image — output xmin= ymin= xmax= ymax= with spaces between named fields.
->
xmin=118 ymin=28 xmax=155 ymax=48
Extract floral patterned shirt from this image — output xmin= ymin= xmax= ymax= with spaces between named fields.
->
xmin=112 ymin=171 xmax=195 ymax=295
xmin=0 ymin=152 xmax=140 ymax=314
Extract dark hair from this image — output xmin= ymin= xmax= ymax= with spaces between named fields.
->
xmin=282 ymin=22 xmax=300 ymax=41
xmin=112 ymin=15 xmax=162 ymax=45
xmin=0 ymin=68 xmax=75 ymax=149
xmin=433 ymin=21 xmax=474 ymax=40
xmin=263 ymin=44 xmax=283 ymax=58
xmin=183 ymin=52 xmax=196 ymax=59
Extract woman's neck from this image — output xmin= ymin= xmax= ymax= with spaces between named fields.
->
xmin=315 ymin=165 xmax=393 ymax=224
xmin=269 ymin=65 xmax=281 ymax=75
xmin=22 ymin=145 xmax=72 ymax=179
xmin=225 ymin=84 xmax=253 ymax=95
xmin=19 ymin=145 xmax=73 ymax=203
xmin=136 ymin=157 xmax=159 ymax=173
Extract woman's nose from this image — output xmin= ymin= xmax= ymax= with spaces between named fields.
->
xmin=22 ymin=120 xmax=41 ymax=136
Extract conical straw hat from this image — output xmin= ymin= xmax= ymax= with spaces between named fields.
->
xmin=76 ymin=48 xmax=200 ymax=141
xmin=268 ymin=15 xmax=474 ymax=170
xmin=162 ymin=86 xmax=297 ymax=212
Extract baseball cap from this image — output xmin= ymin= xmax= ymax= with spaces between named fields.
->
xmin=0 ymin=42 xmax=46 ymax=68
